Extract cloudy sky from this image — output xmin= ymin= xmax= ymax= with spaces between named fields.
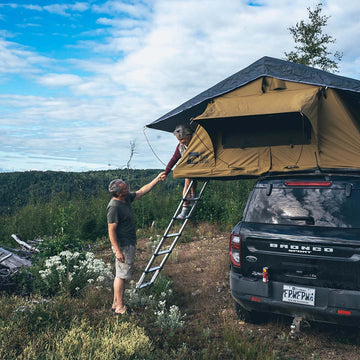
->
xmin=1 ymin=0 xmax=359 ymax=172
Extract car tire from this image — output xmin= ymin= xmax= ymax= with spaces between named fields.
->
xmin=234 ymin=301 xmax=268 ymax=324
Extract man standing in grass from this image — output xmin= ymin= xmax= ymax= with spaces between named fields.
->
xmin=107 ymin=173 xmax=165 ymax=315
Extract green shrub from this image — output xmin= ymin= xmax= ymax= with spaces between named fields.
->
xmin=125 ymin=275 xmax=185 ymax=337
xmin=154 ymin=300 xmax=185 ymax=334
xmin=33 ymin=318 xmax=153 ymax=360
xmin=37 ymin=234 xmax=83 ymax=259
xmin=125 ymin=275 xmax=175 ymax=309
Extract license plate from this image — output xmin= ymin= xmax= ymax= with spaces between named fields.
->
xmin=282 ymin=285 xmax=315 ymax=306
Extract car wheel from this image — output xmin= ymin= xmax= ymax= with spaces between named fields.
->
xmin=234 ymin=301 xmax=267 ymax=324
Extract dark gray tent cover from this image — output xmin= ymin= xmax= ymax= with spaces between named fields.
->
xmin=147 ymin=56 xmax=360 ymax=132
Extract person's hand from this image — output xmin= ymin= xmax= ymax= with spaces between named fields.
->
xmin=159 ymin=172 xmax=167 ymax=181
xmin=158 ymin=172 xmax=167 ymax=181
xmin=115 ymin=250 xmax=125 ymax=263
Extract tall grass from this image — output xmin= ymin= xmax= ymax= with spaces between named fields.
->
xmin=0 ymin=294 xmax=153 ymax=360
xmin=0 ymin=278 xmax=281 ymax=360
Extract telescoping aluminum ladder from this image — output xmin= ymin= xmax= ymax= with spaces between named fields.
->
xmin=136 ymin=180 xmax=208 ymax=289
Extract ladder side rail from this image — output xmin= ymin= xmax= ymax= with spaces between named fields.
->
xmin=151 ymin=224 xmax=174 ymax=256
xmin=151 ymin=179 xmax=196 ymax=253
xmin=154 ymin=215 xmax=193 ymax=273
xmin=142 ymin=182 xmax=192 ymax=275
xmin=136 ymin=272 xmax=147 ymax=288
xmin=136 ymin=180 xmax=208 ymax=289
xmin=136 ymin=230 xmax=182 ymax=288
xmin=148 ymin=218 xmax=190 ymax=284
xmin=155 ymin=181 xmax=208 ymax=270
xmin=137 ymin=218 xmax=180 ymax=286
xmin=181 ymin=179 xmax=195 ymax=201
xmin=196 ymin=180 xmax=208 ymax=198
xmin=150 ymin=269 xmax=161 ymax=284
xmin=142 ymin=225 xmax=181 ymax=274
xmin=142 ymin=232 xmax=175 ymax=275
xmin=179 ymin=180 xmax=208 ymax=219
xmin=148 ymin=229 xmax=184 ymax=273
xmin=148 ymin=179 xmax=198 ymax=261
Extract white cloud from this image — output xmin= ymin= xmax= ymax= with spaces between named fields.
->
xmin=72 ymin=2 xmax=90 ymax=12
xmin=92 ymin=0 xmax=151 ymax=18
xmin=0 ymin=0 xmax=359 ymax=172
xmin=37 ymin=73 xmax=83 ymax=87
xmin=0 ymin=39 xmax=51 ymax=74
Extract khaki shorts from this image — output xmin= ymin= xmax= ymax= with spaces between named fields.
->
xmin=113 ymin=245 xmax=136 ymax=279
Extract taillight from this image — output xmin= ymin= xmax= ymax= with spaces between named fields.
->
xmin=285 ymin=181 xmax=332 ymax=187
xmin=230 ymin=233 xmax=241 ymax=267
xmin=337 ymin=309 xmax=351 ymax=316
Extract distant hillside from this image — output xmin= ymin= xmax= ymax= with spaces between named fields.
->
xmin=0 ymin=169 xmax=254 ymax=247
xmin=0 ymin=169 xmax=168 ymax=216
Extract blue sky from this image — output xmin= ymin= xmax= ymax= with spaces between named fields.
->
xmin=1 ymin=0 xmax=359 ymax=172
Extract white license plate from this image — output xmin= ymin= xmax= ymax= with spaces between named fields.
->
xmin=282 ymin=285 xmax=315 ymax=306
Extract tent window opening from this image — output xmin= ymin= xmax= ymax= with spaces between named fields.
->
xmin=221 ymin=112 xmax=312 ymax=149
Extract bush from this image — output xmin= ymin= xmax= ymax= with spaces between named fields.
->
xmin=154 ymin=300 xmax=185 ymax=334
xmin=37 ymin=234 xmax=83 ymax=259
xmin=33 ymin=250 xmax=113 ymax=297
xmin=125 ymin=275 xmax=185 ymax=337
xmin=42 ymin=318 xmax=153 ymax=360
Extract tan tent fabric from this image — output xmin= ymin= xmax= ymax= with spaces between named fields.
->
xmin=195 ymin=84 xmax=320 ymax=121
xmin=173 ymin=77 xmax=360 ymax=179
xmin=318 ymin=89 xmax=360 ymax=168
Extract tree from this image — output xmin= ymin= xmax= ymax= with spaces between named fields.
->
xmin=284 ymin=3 xmax=342 ymax=72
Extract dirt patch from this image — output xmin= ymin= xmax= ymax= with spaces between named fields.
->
xmin=135 ymin=232 xmax=360 ymax=360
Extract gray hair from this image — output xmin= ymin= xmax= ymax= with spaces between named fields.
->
xmin=173 ymin=124 xmax=194 ymax=140
xmin=108 ymin=179 xmax=126 ymax=196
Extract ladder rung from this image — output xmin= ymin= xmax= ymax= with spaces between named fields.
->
xmin=146 ymin=265 xmax=162 ymax=273
xmin=156 ymin=249 xmax=172 ymax=256
xmin=137 ymin=281 xmax=152 ymax=289
xmin=166 ymin=232 xmax=181 ymax=237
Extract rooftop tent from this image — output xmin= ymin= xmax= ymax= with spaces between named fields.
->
xmin=147 ymin=56 xmax=360 ymax=179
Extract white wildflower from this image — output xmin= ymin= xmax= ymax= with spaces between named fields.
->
xmin=96 ymin=275 xmax=105 ymax=283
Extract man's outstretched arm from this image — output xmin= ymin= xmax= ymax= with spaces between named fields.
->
xmin=135 ymin=172 xmax=165 ymax=200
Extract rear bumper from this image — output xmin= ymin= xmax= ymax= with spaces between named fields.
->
xmin=230 ymin=271 xmax=360 ymax=325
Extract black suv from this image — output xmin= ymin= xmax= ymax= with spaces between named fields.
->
xmin=230 ymin=172 xmax=360 ymax=326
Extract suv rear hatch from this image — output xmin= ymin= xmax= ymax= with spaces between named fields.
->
xmin=239 ymin=175 xmax=360 ymax=291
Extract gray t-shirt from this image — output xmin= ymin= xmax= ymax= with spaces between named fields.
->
xmin=106 ymin=192 xmax=137 ymax=246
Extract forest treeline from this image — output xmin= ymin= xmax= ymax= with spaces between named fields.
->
xmin=0 ymin=169 xmax=255 ymax=248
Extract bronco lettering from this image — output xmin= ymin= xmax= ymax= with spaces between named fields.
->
xmin=270 ymin=243 xmax=334 ymax=253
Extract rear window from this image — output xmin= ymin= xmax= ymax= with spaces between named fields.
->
xmin=245 ymin=185 xmax=360 ymax=228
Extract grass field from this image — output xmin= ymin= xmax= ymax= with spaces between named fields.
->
xmin=2 ymin=223 xmax=360 ymax=359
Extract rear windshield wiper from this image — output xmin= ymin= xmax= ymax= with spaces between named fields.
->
xmin=281 ymin=215 xmax=315 ymax=225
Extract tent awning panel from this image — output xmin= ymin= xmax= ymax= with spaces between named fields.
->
xmin=194 ymin=87 xmax=320 ymax=120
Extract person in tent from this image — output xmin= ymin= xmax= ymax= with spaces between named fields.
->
xmin=107 ymin=173 xmax=164 ymax=315
xmin=162 ymin=124 xmax=197 ymax=219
